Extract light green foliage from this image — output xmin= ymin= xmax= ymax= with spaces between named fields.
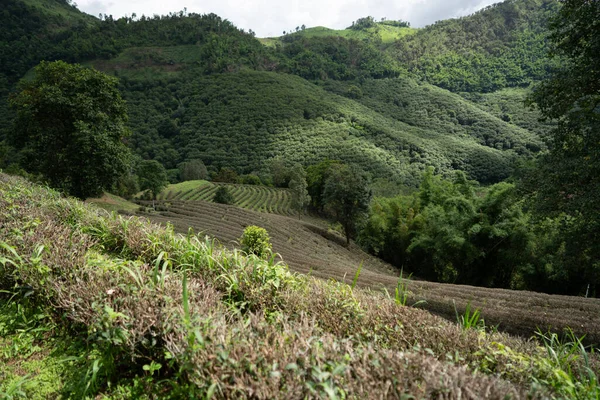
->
xmin=240 ymin=225 xmax=272 ymax=258
xmin=137 ymin=159 xmax=168 ymax=199
xmin=454 ymin=301 xmax=486 ymax=331
xmin=9 ymin=61 xmax=131 ymax=199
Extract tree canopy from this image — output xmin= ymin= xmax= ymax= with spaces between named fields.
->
xmin=528 ymin=0 xmax=600 ymax=294
xmin=138 ymin=159 xmax=168 ymax=199
xmin=9 ymin=61 xmax=131 ymax=199
xmin=322 ymin=164 xmax=372 ymax=244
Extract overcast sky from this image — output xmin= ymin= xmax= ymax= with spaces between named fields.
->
xmin=75 ymin=0 xmax=501 ymax=37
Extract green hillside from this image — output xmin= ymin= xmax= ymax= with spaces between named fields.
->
xmin=263 ymin=22 xmax=417 ymax=47
xmin=0 ymin=0 xmax=557 ymax=185
xmin=390 ymin=0 xmax=560 ymax=92
xmin=116 ymin=70 xmax=540 ymax=184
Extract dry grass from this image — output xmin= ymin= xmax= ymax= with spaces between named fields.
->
xmin=1 ymin=173 xmax=598 ymax=399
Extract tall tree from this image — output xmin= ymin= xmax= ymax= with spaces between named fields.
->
xmin=138 ymin=160 xmax=168 ymax=199
xmin=530 ymin=0 xmax=600 ymax=294
xmin=9 ymin=61 xmax=131 ymax=199
xmin=323 ymin=164 xmax=371 ymax=245
xmin=179 ymin=159 xmax=208 ymax=181
xmin=288 ymin=163 xmax=310 ymax=217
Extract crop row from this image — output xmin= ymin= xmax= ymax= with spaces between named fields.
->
xmin=165 ymin=183 xmax=297 ymax=216
xmin=139 ymin=199 xmax=600 ymax=346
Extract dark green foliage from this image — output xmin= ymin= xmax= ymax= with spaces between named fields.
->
xmin=306 ymin=159 xmax=341 ymax=211
xmin=239 ymin=174 xmax=262 ymax=185
xmin=0 ymin=0 xmax=553 ymax=190
xmin=114 ymin=173 xmax=140 ymax=199
xmin=323 ymin=164 xmax=372 ymax=244
xmin=213 ymin=185 xmax=234 ymax=204
xmin=9 ymin=61 xmax=131 ymax=199
xmin=137 ymin=160 xmax=168 ymax=199
xmin=277 ymin=35 xmax=403 ymax=80
xmin=360 ymin=169 xmax=533 ymax=287
xmin=348 ymin=16 xmax=377 ymax=30
xmin=380 ymin=20 xmax=411 ymax=28
xmin=270 ymin=158 xmax=291 ymax=188
xmin=526 ymin=0 xmax=600 ymax=295
xmin=120 ymin=70 xmax=538 ymax=186
xmin=179 ymin=159 xmax=208 ymax=181
xmin=390 ymin=0 xmax=560 ymax=92
xmin=213 ymin=167 xmax=239 ymax=183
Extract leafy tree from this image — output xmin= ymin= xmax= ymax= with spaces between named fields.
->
xmin=529 ymin=0 xmax=600 ymax=295
xmin=213 ymin=167 xmax=239 ymax=183
xmin=323 ymin=164 xmax=372 ymax=245
xmin=214 ymin=186 xmax=234 ymax=204
xmin=288 ymin=163 xmax=310 ymax=217
xmin=270 ymin=158 xmax=290 ymax=187
xmin=138 ymin=160 xmax=168 ymax=199
xmin=9 ymin=61 xmax=131 ymax=199
xmin=306 ymin=159 xmax=341 ymax=211
xmin=179 ymin=159 xmax=208 ymax=181
xmin=239 ymin=174 xmax=262 ymax=185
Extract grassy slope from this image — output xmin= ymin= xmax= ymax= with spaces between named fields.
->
xmin=19 ymin=0 xmax=96 ymax=27
xmin=261 ymin=24 xmax=417 ymax=47
xmin=86 ymin=192 xmax=140 ymax=213
xmin=2 ymin=173 xmax=600 ymax=399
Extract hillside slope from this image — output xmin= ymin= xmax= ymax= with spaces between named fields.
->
xmin=116 ymin=70 xmax=542 ymax=184
xmin=2 ymin=173 xmax=598 ymax=399
xmin=1 ymin=0 xmax=556 ymax=184
xmin=390 ymin=0 xmax=560 ymax=92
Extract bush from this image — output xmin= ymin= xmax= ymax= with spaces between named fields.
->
xmin=239 ymin=174 xmax=262 ymax=185
xmin=240 ymin=226 xmax=272 ymax=258
xmin=213 ymin=186 xmax=234 ymax=204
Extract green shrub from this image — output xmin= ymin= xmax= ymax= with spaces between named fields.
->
xmin=240 ymin=226 xmax=272 ymax=258
xmin=213 ymin=186 xmax=234 ymax=204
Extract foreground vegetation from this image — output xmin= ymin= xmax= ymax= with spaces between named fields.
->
xmin=2 ymin=173 xmax=600 ymax=398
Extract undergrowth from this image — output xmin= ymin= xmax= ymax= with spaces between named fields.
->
xmin=1 ymin=173 xmax=598 ymax=399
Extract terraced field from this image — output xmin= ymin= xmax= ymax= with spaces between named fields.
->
xmin=139 ymin=199 xmax=600 ymax=345
xmin=157 ymin=182 xmax=296 ymax=216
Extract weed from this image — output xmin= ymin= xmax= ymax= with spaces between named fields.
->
xmin=351 ymin=261 xmax=362 ymax=290
xmin=535 ymin=329 xmax=600 ymax=398
xmin=454 ymin=301 xmax=486 ymax=331
xmin=0 ymin=375 xmax=31 ymax=400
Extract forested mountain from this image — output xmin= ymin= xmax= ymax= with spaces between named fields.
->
xmin=390 ymin=0 xmax=560 ymax=92
xmin=0 ymin=0 xmax=554 ymax=185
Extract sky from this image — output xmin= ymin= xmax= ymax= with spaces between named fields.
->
xmin=75 ymin=0 xmax=501 ymax=37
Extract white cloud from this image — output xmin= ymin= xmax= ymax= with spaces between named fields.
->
xmin=75 ymin=0 xmax=501 ymax=37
